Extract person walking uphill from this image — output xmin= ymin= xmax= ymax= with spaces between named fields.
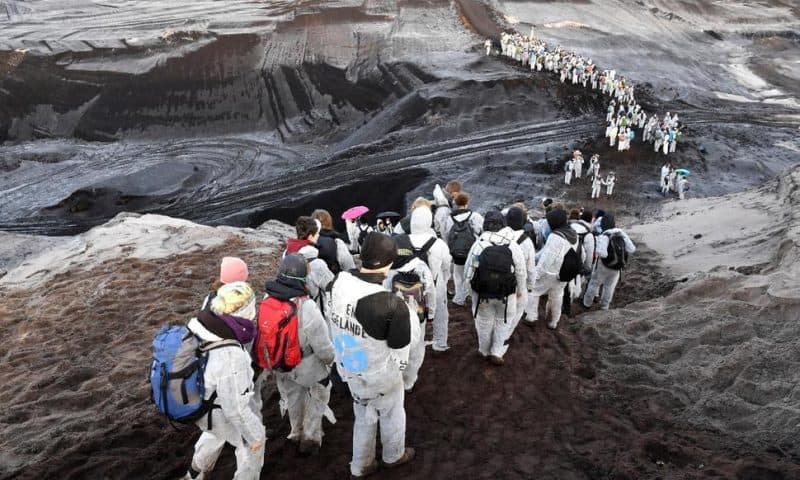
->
xmin=182 ymin=282 xmax=265 ymax=480
xmin=464 ymin=211 xmax=527 ymax=366
xmin=256 ymin=254 xmax=336 ymax=456
xmin=582 ymin=214 xmax=636 ymax=310
xmin=528 ymin=209 xmax=580 ymax=330
xmin=326 ymin=233 xmax=416 ymax=479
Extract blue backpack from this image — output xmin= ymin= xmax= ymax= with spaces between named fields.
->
xmin=149 ymin=325 xmax=239 ymax=427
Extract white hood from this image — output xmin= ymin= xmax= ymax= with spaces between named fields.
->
xmin=432 ymin=184 xmax=449 ymax=207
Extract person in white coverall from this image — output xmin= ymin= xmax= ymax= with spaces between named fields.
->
xmin=409 ymin=207 xmax=452 ymax=352
xmin=262 ymin=255 xmax=336 ymax=455
xmin=183 ymin=283 xmax=265 ymax=480
xmin=326 ymin=233 xmax=416 ymax=478
xmin=505 ymin=206 xmax=536 ymax=324
xmin=591 ymin=174 xmax=603 ymax=199
xmin=528 ymin=209 xmax=579 ymax=329
xmin=564 ymin=158 xmax=574 ymax=185
xmin=583 ymin=214 xmax=636 ymax=310
xmin=442 ymin=192 xmax=483 ymax=307
xmin=464 ymin=211 xmax=527 ymax=365
xmin=605 ymin=173 xmax=616 ymax=196
xmin=432 ymin=184 xmax=452 ymax=239
xmin=485 ymin=38 xmax=492 ymax=55
xmin=568 ymin=213 xmax=596 ymax=302
xmin=572 ymin=151 xmax=584 ymax=178
xmin=384 ymin=252 xmax=435 ymax=391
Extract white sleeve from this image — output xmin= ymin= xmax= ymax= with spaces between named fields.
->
xmin=301 ymin=301 xmax=335 ymax=365
xmin=595 ymin=235 xmax=610 ymax=259
xmin=523 ymin=240 xmax=536 ymax=289
xmin=464 ymin=242 xmax=481 ymax=283
xmin=438 ymin=241 xmax=452 ymax=283
xmin=622 ymin=231 xmax=637 ymax=253
xmin=336 ymin=239 xmax=356 ymax=271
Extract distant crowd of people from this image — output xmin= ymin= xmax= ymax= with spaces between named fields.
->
xmin=491 ymin=31 xmax=684 ymax=155
xmin=151 ymin=181 xmax=636 ymax=480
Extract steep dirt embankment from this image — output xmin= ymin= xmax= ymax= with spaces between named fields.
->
xmin=582 ymin=165 xmax=800 ymax=473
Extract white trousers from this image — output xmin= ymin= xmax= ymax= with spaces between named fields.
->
xmin=351 ymin=381 xmax=406 ymax=476
xmin=453 ymin=263 xmax=469 ymax=305
xmin=275 ymin=373 xmax=333 ymax=445
xmin=529 ymin=278 xmax=566 ymax=328
xmin=471 ymin=293 xmax=519 ymax=358
xmin=565 ymin=171 xmax=572 ymax=185
xmin=654 ymin=139 xmax=663 ymax=152
xmin=192 ymin=410 xmax=265 ymax=480
xmin=574 ymin=165 xmax=582 ymax=178
xmin=606 ymin=184 xmax=614 ymax=196
xmin=404 ymin=319 xmax=426 ymax=389
xmin=583 ymin=263 xmax=620 ymax=309
xmin=432 ymin=278 xmax=449 ymax=350
xmin=592 ymin=185 xmax=601 ymax=199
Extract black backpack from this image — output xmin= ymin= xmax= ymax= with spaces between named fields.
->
xmin=470 ymin=243 xmax=517 ymax=318
xmin=316 ymin=236 xmax=341 ymax=274
xmin=555 ymin=232 xmax=581 ymax=282
xmin=357 ymin=223 xmax=371 ymax=248
xmin=448 ymin=212 xmax=476 ymax=265
xmin=601 ymin=233 xmax=629 ymax=270
xmin=390 ymin=235 xmax=436 ymax=322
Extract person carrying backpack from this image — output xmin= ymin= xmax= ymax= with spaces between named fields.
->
xmin=443 ymin=191 xmax=483 ymax=307
xmin=179 ymin=282 xmax=265 ymax=480
xmin=200 ymin=257 xmax=249 ymax=311
xmin=464 ymin=210 xmax=527 ymax=366
xmin=432 ymin=181 xmax=460 ymax=238
xmin=325 ymin=233 xmax=416 ymax=478
xmin=257 ymin=254 xmax=336 ymax=456
xmin=408 ymin=206 xmax=452 ymax=353
xmin=312 ymin=209 xmax=356 ymax=274
xmin=505 ymin=206 xmax=537 ymax=324
xmin=582 ymin=214 xmax=636 ymax=310
xmin=385 ymin=233 xmax=436 ymax=390
xmin=528 ymin=209 xmax=580 ymax=330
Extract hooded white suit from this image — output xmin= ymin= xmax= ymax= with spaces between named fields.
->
xmin=464 ymin=227 xmax=527 ymax=358
xmin=409 ymin=207 xmax=452 ymax=351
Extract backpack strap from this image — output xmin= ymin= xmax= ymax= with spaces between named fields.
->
xmin=418 ymin=237 xmax=437 ymax=255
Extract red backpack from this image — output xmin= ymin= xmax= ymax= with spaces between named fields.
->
xmin=254 ymin=297 xmax=303 ymax=371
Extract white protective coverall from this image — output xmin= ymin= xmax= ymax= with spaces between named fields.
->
xmin=591 ymin=175 xmax=602 ymax=199
xmin=573 ymin=154 xmax=584 ymax=178
xmin=509 ymin=229 xmax=537 ymax=322
xmin=186 ymin=318 xmax=266 ymax=480
xmin=529 ymin=230 xmax=577 ymax=328
xmin=605 ymin=175 xmax=616 ymax=196
xmin=464 ymin=228 xmax=527 ymax=358
xmin=568 ymin=220 xmax=595 ymax=301
xmin=409 ymin=207 xmax=452 ymax=351
xmin=432 ymin=184 xmax=452 ymax=239
xmin=565 ymin=159 xmax=574 ymax=185
xmin=385 ymin=257 xmax=436 ymax=389
xmin=326 ymin=271 xmax=413 ymax=477
xmin=443 ymin=209 xmax=484 ymax=306
xmin=270 ymin=297 xmax=336 ymax=447
xmin=583 ymin=229 xmax=636 ymax=309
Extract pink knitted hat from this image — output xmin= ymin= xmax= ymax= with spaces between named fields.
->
xmin=220 ymin=257 xmax=249 ymax=284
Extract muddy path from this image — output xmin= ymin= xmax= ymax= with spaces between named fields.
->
xmin=1 ymin=243 xmax=797 ymax=480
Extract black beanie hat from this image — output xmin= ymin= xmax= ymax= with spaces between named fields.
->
xmin=601 ymin=214 xmax=616 ymax=231
xmin=279 ymin=253 xmax=308 ymax=280
xmin=580 ymin=211 xmax=594 ymax=223
xmin=546 ymin=209 xmax=567 ymax=231
xmin=506 ymin=207 xmax=525 ymax=231
xmin=360 ymin=232 xmax=397 ymax=269
xmin=483 ymin=210 xmax=506 ymax=233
